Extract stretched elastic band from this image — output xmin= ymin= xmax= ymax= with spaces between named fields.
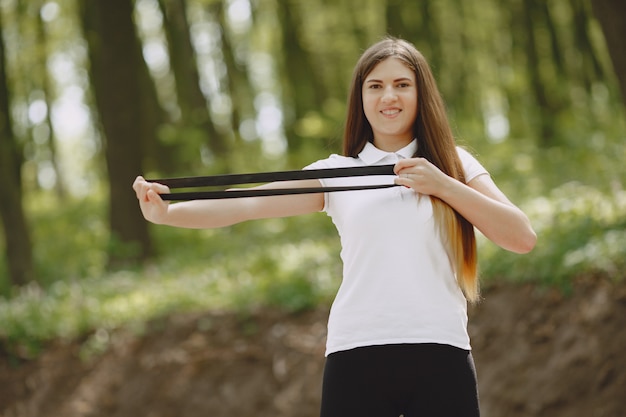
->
xmin=160 ymin=184 xmax=397 ymax=200
xmin=149 ymin=164 xmax=399 ymax=200
xmin=151 ymin=164 xmax=396 ymax=188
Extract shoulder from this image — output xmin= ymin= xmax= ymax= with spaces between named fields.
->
xmin=304 ymin=154 xmax=361 ymax=170
xmin=456 ymin=146 xmax=489 ymax=182
xmin=455 ymin=146 xmax=477 ymax=161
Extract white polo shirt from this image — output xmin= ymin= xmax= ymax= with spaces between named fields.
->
xmin=305 ymin=140 xmax=489 ymax=356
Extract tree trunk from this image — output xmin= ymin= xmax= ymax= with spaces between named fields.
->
xmin=213 ymin=0 xmax=255 ymax=151
xmin=521 ymin=0 xmax=555 ymax=146
xmin=590 ymin=0 xmax=626 ymax=105
xmin=79 ymin=0 xmax=153 ymax=266
xmin=36 ymin=2 xmax=67 ymax=198
xmin=0 ymin=12 xmax=34 ymax=287
xmin=540 ymin=2 xmax=564 ymax=75
xmin=158 ymin=0 xmax=229 ymax=169
xmin=136 ymin=12 xmax=171 ymax=176
xmin=276 ymin=0 xmax=325 ymax=158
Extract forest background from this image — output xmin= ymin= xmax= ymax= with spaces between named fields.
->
xmin=0 ymin=0 xmax=625 ymax=363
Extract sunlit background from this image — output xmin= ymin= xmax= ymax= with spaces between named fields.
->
xmin=0 ymin=1 xmax=625 ymax=405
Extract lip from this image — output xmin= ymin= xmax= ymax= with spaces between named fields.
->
xmin=380 ymin=108 xmax=402 ymax=117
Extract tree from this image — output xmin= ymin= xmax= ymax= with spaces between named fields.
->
xmin=275 ymin=0 xmax=326 ymax=158
xmin=0 ymin=11 xmax=34 ymax=286
xmin=213 ymin=0 xmax=255 ymax=151
xmin=158 ymin=0 xmax=230 ymax=170
xmin=78 ymin=0 xmax=154 ymax=266
xmin=35 ymin=1 xmax=66 ymax=198
xmin=591 ymin=0 xmax=626 ymax=105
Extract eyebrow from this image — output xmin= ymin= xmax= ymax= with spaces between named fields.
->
xmin=365 ymin=77 xmax=414 ymax=84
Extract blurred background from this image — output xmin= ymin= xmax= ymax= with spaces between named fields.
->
xmin=0 ymin=0 xmax=625 ymax=415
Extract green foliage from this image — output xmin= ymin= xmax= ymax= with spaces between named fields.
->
xmin=2 ymin=0 xmax=626 ymax=363
xmin=3 ymin=179 xmax=626 ymax=359
xmin=150 ymin=213 xmax=342 ymax=313
xmin=27 ymin=194 xmax=109 ymax=287
xmin=479 ymin=182 xmax=626 ymax=291
xmin=0 ymin=210 xmax=342 ymax=357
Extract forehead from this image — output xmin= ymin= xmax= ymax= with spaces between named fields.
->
xmin=365 ymin=57 xmax=415 ymax=81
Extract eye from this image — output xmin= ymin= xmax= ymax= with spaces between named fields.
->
xmin=368 ymin=84 xmax=382 ymax=89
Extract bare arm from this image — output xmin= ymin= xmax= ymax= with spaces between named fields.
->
xmin=394 ymin=158 xmax=537 ymax=254
xmin=132 ymin=176 xmax=324 ymax=229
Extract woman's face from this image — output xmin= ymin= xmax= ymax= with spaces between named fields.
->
xmin=362 ymin=57 xmax=418 ymax=152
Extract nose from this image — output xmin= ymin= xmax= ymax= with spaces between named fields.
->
xmin=381 ymin=85 xmax=397 ymax=102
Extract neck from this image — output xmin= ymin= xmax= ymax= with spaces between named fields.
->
xmin=373 ymin=137 xmax=413 ymax=153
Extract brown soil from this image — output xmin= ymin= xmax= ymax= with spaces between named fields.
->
xmin=1 ymin=277 xmax=625 ymax=417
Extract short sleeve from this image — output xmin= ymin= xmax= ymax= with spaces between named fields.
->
xmin=304 ymin=158 xmax=334 ymax=172
xmin=457 ymin=147 xmax=489 ymax=182
xmin=302 ymin=154 xmax=351 ymax=213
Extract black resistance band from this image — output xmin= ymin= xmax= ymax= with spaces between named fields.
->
xmin=149 ymin=164 xmax=398 ymax=200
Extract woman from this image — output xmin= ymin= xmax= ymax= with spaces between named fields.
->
xmin=133 ymin=37 xmax=536 ymax=416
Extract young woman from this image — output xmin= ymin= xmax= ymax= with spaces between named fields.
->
xmin=133 ymin=37 xmax=536 ymax=416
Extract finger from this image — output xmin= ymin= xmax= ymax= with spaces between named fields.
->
xmin=132 ymin=176 xmax=146 ymax=193
xmin=394 ymin=157 xmax=424 ymax=174
xmin=139 ymin=185 xmax=151 ymax=202
xmin=394 ymin=159 xmax=412 ymax=174
xmin=147 ymin=188 xmax=165 ymax=203
xmin=135 ymin=181 xmax=150 ymax=201
xmin=151 ymin=182 xmax=171 ymax=194
xmin=394 ymin=176 xmax=411 ymax=188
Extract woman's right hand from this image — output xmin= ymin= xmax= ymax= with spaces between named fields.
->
xmin=132 ymin=176 xmax=324 ymax=230
xmin=132 ymin=176 xmax=171 ymax=224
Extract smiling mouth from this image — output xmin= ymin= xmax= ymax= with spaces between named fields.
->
xmin=381 ymin=109 xmax=401 ymax=116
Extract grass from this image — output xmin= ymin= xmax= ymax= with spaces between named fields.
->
xmin=0 ymin=211 xmax=343 ymax=358
xmin=478 ymin=180 xmax=626 ymax=291
xmin=1 ymin=168 xmax=625 ymax=359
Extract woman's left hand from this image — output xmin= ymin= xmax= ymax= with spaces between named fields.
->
xmin=395 ymin=157 xmax=537 ymax=253
xmin=393 ymin=157 xmax=451 ymax=197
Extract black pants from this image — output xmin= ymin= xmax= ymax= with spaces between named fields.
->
xmin=320 ymin=343 xmax=480 ymax=417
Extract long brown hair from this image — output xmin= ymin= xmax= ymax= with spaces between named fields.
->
xmin=343 ymin=37 xmax=479 ymax=302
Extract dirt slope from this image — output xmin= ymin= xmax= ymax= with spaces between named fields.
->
xmin=1 ymin=277 xmax=625 ymax=417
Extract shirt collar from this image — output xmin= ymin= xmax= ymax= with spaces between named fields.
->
xmin=358 ymin=139 xmax=417 ymax=165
